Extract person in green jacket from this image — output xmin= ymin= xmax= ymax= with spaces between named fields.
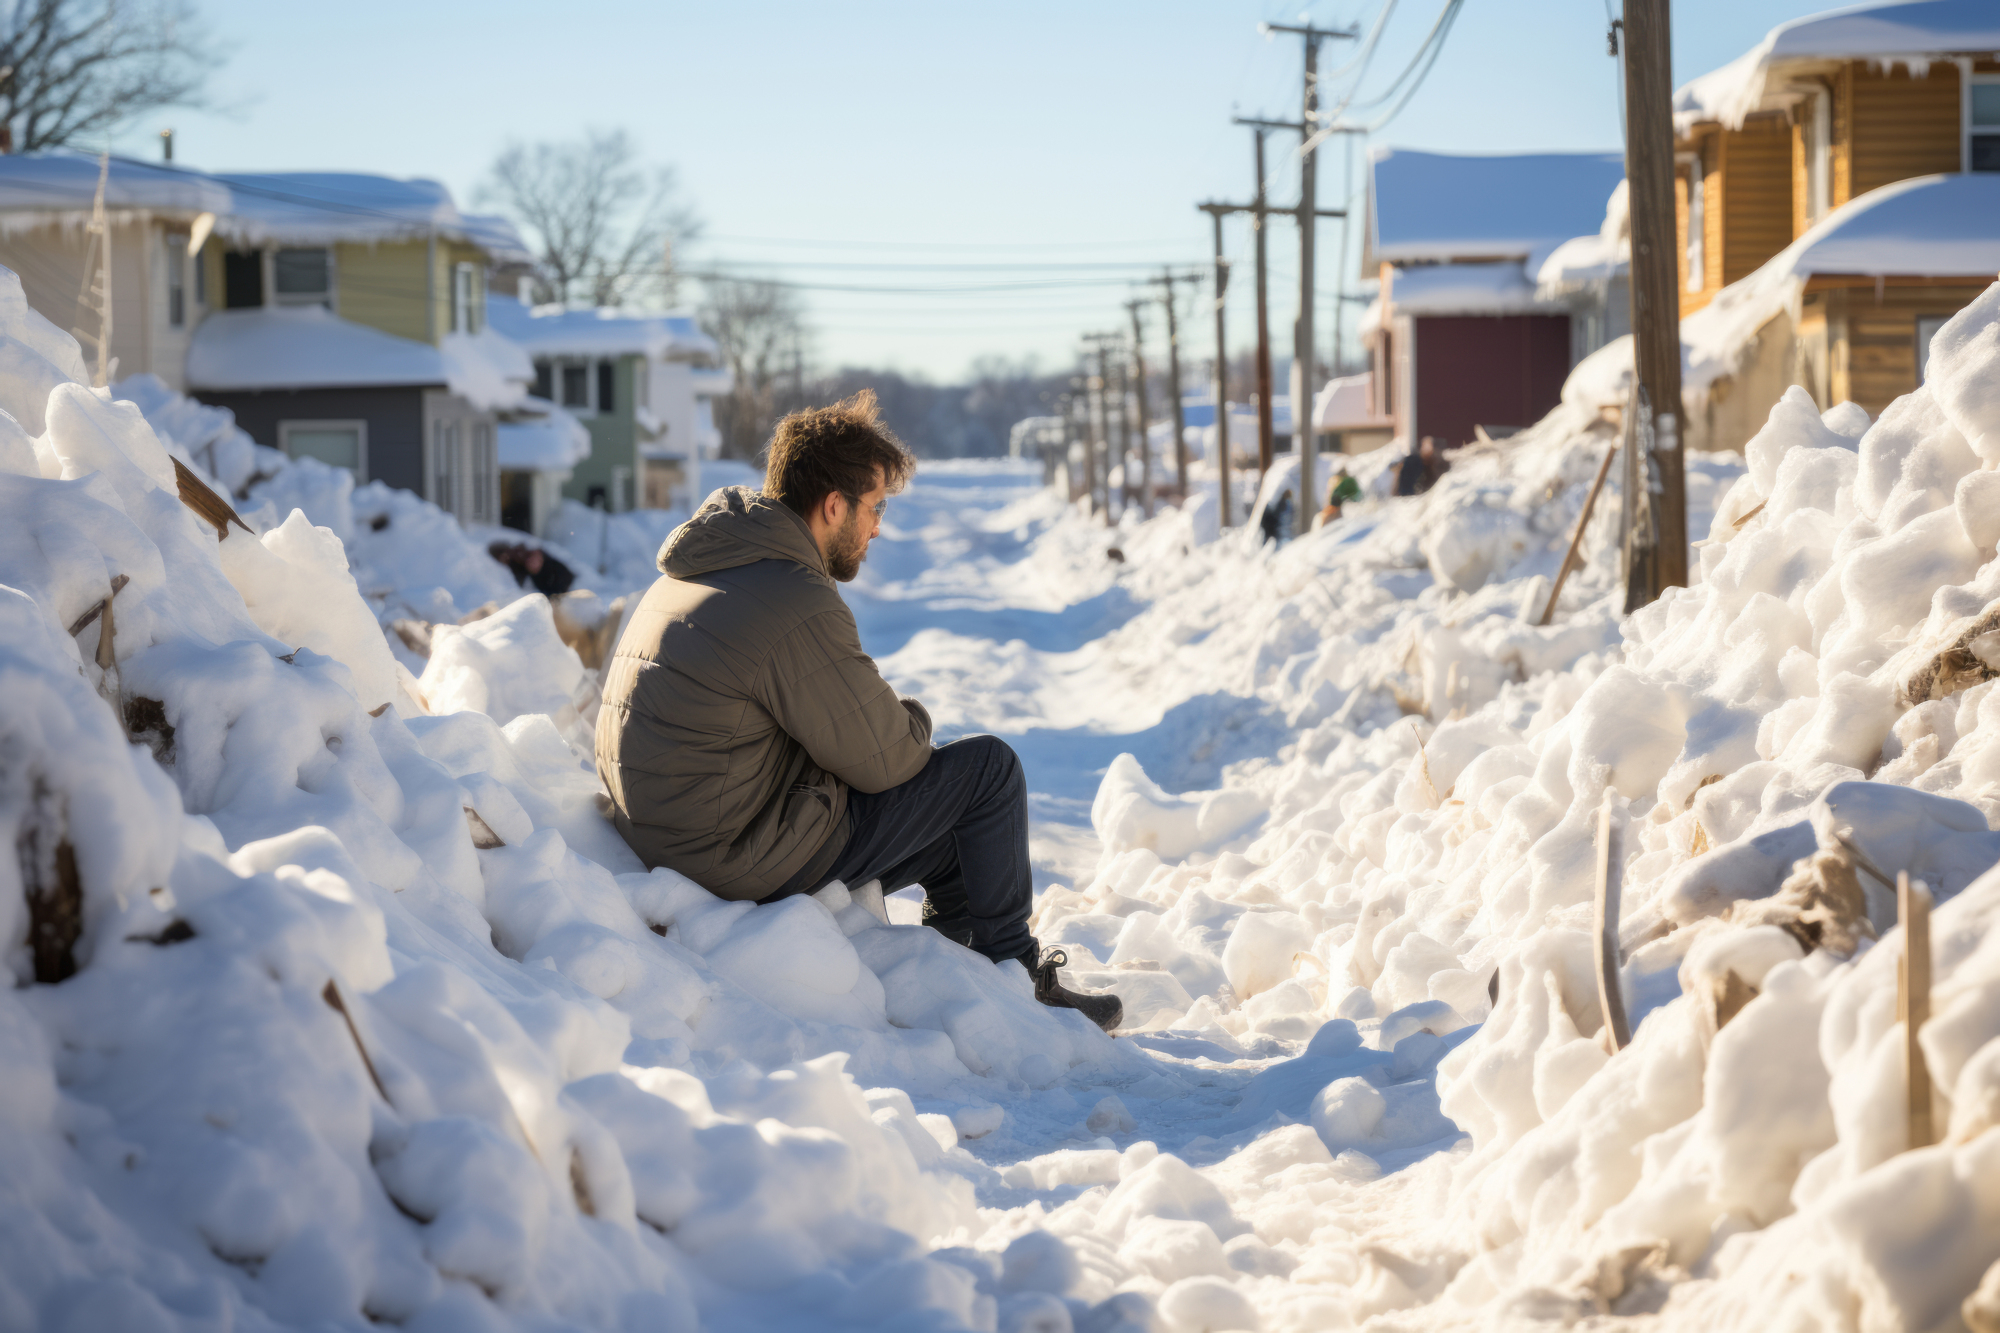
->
xmin=597 ymin=390 xmax=1121 ymax=1030
xmin=1315 ymin=466 xmax=1363 ymax=529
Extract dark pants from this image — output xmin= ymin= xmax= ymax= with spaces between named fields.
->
xmin=784 ymin=734 xmax=1038 ymax=967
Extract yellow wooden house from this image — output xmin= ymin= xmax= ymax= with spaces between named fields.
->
xmin=1672 ymin=2 xmax=2000 ymax=427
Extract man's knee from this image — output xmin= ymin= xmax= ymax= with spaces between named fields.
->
xmin=957 ymin=733 xmax=1024 ymax=794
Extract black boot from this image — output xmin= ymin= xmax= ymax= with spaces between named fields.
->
xmin=1030 ymin=949 xmax=1123 ymax=1033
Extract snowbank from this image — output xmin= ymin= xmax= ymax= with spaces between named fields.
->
xmin=1015 ymin=281 xmax=2000 ymax=1327
xmin=0 ymin=263 xmax=1168 ymax=1331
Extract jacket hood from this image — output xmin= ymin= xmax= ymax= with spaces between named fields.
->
xmin=658 ymin=486 xmax=826 ymax=579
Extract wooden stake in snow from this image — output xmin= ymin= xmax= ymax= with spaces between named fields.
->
xmin=1595 ymin=798 xmax=1633 ymax=1051
xmin=322 ymin=979 xmax=391 ymax=1104
xmin=1540 ymin=442 xmax=1618 ymax=627
xmin=1898 ymin=871 xmax=1934 ymax=1151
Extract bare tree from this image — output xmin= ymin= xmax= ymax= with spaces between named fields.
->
xmin=479 ymin=129 xmax=699 ymax=308
xmin=700 ymin=277 xmax=808 ymax=461
xmin=0 ymin=0 xmax=217 ymax=152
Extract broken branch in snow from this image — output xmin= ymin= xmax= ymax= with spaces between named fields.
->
xmin=320 ymin=979 xmax=390 ymax=1104
xmin=1898 ymin=872 xmax=1933 ymax=1152
xmin=1594 ymin=798 xmax=1632 ymax=1051
xmin=172 ymin=457 xmax=253 ymax=541
xmin=465 ymin=807 xmax=506 ymax=849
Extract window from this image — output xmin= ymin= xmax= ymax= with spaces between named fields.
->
xmin=452 ymin=261 xmax=479 ymax=333
xmin=1685 ymin=155 xmax=1705 ymax=293
xmin=279 ymin=420 xmax=367 ymax=479
xmin=1918 ymin=315 xmax=1953 ymax=383
xmin=432 ymin=418 xmax=459 ymax=516
xmin=561 ymin=363 xmax=590 ymax=409
xmin=164 ymin=234 xmax=186 ymax=328
xmin=533 ymin=360 xmax=553 ymax=400
xmin=1801 ymin=87 xmax=1831 ymax=224
xmin=193 ymin=247 xmax=207 ymax=308
xmin=469 ymin=421 xmax=495 ymax=524
xmin=223 ymin=250 xmax=263 ymax=308
xmin=597 ymin=359 xmax=616 ymax=414
xmin=1970 ymin=76 xmax=2000 ymax=172
xmin=273 ymin=248 xmax=332 ymax=308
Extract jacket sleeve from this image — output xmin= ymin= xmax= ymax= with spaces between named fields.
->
xmin=758 ymin=606 xmax=934 ymax=792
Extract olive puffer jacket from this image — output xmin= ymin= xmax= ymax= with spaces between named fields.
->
xmin=595 ymin=487 xmax=933 ymax=900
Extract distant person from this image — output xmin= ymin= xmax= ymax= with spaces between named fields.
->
xmin=1395 ymin=437 xmax=1448 ymax=497
xmin=488 ymin=541 xmax=576 ymax=596
xmin=596 ymin=391 xmax=1122 ymax=1031
xmin=1313 ymin=466 xmax=1362 ymax=529
xmin=1259 ymin=487 xmax=1294 ymax=547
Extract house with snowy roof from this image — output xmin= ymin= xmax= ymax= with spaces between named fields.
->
xmin=1360 ymin=148 xmax=1627 ymax=452
xmin=0 ymin=153 xmax=548 ymax=529
xmin=1652 ymin=0 xmax=2000 ymax=443
xmin=485 ymin=294 xmax=729 ymax=515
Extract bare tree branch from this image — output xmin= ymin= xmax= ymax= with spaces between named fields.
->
xmin=477 ymin=129 xmax=700 ymax=309
xmin=700 ymin=277 xmax=809 ymax=461
xmin=0 ymin=0 xmax=218 ymax=152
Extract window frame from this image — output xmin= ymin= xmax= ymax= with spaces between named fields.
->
xmin=1966 ymin=68 xmax=2000 ymax=173
xmin=163 ymin=232 xmax=187 ymax=329
xmin=270 ymin=246 xmax=335 ymax=310
xmin=1917 ymin=314 xmax=1953 ymax=383
xmin=278 ymin=418 xmax=368 ymax=480
xmin=559 ymin=362 xmax=592 ymax=413
xmin=1802 ymin=84 xmax=1832 ymax=223
xmin=452 ymin=261 xmax=480 ymax=334
xmin=1684 ymin=151 xmax=1706 ymax=293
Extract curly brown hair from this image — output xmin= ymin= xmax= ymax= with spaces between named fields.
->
xmin=762 ymin=389 xmax=916 ymax=518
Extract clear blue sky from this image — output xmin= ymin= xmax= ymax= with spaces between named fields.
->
xmin=120 ymin=0 xmax=1830 ymax=382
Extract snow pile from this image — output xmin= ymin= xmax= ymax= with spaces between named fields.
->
xmin=0 ymin=263 xmax=1160 ymax=1332
xmin=1004 ymin=281 xmax=2000 ymax=1326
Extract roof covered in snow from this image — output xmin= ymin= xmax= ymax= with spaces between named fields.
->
xmin=1313 ymin=373 xmax=1391 ymax=431
xmin=1675 ymin=0 xmax=2000 ymax=131
xmin=498 ymin=396 xmax=590 ymax=471
xmin=0 ymin=152 xmax=232 ymax=221
xmin=187 ymin=306 xmax=529 ymax=409
xmin=1386 ymin=261 xmax=1554 ymax=317
xmin=1366 ymin=148 xmax=1627 ymax=266
xmin=214 ymin=172 xmax=466 ymax=247
xmin=485 ymin=293 xmax=719 ymax=363
xmin=1537 ymin=182 xmax=1631 ymax=289
xmin=0 ymin=154 xmax=525 ymax=259
xmin=458 ymin=213 xmax=536 ymax=268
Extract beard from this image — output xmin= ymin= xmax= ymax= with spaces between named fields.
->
xmin=826 ymin=509 xmax=869 ymax=582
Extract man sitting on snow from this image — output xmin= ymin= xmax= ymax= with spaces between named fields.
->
xmin=596 ymin=391 xmax=1122 ymax=1032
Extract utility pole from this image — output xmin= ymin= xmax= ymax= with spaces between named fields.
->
xmin=1619 ymin=0 xmax=1687 ymax=606
xmin=1234 ymin=120 xmax=1280 ymax=478
xmin=1149 ymin=269 xmax=1199 ymax=499
xmin=1084 ymin=334 xmax=1119 ymax=524
xmin=1262 ymin=20 xmax=1357 ymax=529
xmin=1199 ymin=206 xmax=1234 ymax=529
xmin=1125 ymin=299 xmax=1154 ymax=518
xmin=1111 ymin=350 xmax=1130 ymax=518
xmin=1201 ymin=188 xmax=1346 ymax=507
